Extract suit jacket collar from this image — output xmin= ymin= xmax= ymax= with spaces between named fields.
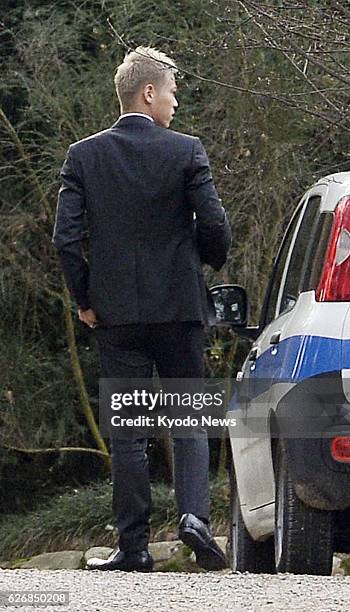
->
xmin=112 ymin=115 xmax=155 ymax=129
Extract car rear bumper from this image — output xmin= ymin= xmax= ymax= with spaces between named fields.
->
xmin=275 ymin=371 xmax=350 ymax=511
xmin=285 ymin=437 xmax=350 ymax=510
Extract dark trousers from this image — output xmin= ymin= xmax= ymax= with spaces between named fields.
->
xmin=95 ymin=322 xmax=209 ymax=552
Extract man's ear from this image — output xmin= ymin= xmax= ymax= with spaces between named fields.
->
xmin=143 ymin=83 xmax=155 ymax=104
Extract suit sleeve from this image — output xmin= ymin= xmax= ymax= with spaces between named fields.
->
xmin=52 ymin=146 xmax=90 ymax=310
xmin=185 ymin=138 xmax=232 ymax=271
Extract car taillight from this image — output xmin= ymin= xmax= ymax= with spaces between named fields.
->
xmin=316 ymin=196 xmax=350 ymax=301
xmin=330 ymin=436 xmax=350 ymax=462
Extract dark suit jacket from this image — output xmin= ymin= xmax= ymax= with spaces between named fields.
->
xmin=52 ymin=115 xmax=231 ymax=326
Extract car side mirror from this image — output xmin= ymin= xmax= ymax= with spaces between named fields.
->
xmin=209 ymin=284 xmax=248 ymax=327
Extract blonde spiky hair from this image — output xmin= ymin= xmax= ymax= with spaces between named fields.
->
xmin=114 ymin=46 xmax=177 ymax=110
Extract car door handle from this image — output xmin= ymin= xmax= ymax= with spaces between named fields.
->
xmin=248 ymin=347 xmax=258 ymax=362
xmin=270 ymin=331 xmax=281 ymax=345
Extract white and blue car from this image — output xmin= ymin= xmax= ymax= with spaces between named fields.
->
xmin=211 ymin=172 xmax=350 ymax=575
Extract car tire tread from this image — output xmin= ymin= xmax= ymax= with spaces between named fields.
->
xmin=274 ymin=439 xmax=333 ymax=575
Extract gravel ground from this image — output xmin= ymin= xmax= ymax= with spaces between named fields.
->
xmin=0 ymin=570 xmax=350 ymax=612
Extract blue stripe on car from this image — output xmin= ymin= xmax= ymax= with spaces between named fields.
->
xmin=252 ymin=335 xmax=343 ymax=381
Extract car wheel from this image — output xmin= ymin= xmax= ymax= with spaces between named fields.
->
xmin=274 ymin=440 xmax=333 ymax=575
xmin=228 ymin=463 xmax=275 ymax=573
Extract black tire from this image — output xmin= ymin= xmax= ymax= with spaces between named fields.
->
xmin=274 ymin=440 xmax=333 ymax=575
xmin=228 ymin=462 xmax=275 ymax=573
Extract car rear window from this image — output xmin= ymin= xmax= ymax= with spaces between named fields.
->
xmin=301 ymin=212 xmax=334 ymax=292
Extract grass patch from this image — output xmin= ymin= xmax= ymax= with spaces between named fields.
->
xmin=0 ymin=476 xmax=229 ymax=562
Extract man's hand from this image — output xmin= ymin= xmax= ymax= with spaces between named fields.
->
xmin=78 ymin=308 xmax=98 ymax=328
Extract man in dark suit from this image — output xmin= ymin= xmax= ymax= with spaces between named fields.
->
xmin=53 ymin=47 xmax=231 ymax=572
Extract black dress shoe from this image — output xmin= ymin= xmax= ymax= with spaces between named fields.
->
xmin=179 ymin=513 xmax=228 ymax=571
xmin=86 ymin=549 xmax=153 ymax=572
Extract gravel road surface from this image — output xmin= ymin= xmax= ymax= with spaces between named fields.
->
xmin=0 ymin=569 xmax=349 ymax=612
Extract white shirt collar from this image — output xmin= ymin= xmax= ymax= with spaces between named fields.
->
xmin=117 ymin=113 xmax=154 ymax=123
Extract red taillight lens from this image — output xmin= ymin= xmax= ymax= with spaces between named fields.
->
xmin=316 ymin=196 xmax=350 ymax=301
xmin=331 ymin=436 xmax=350 ymax=462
